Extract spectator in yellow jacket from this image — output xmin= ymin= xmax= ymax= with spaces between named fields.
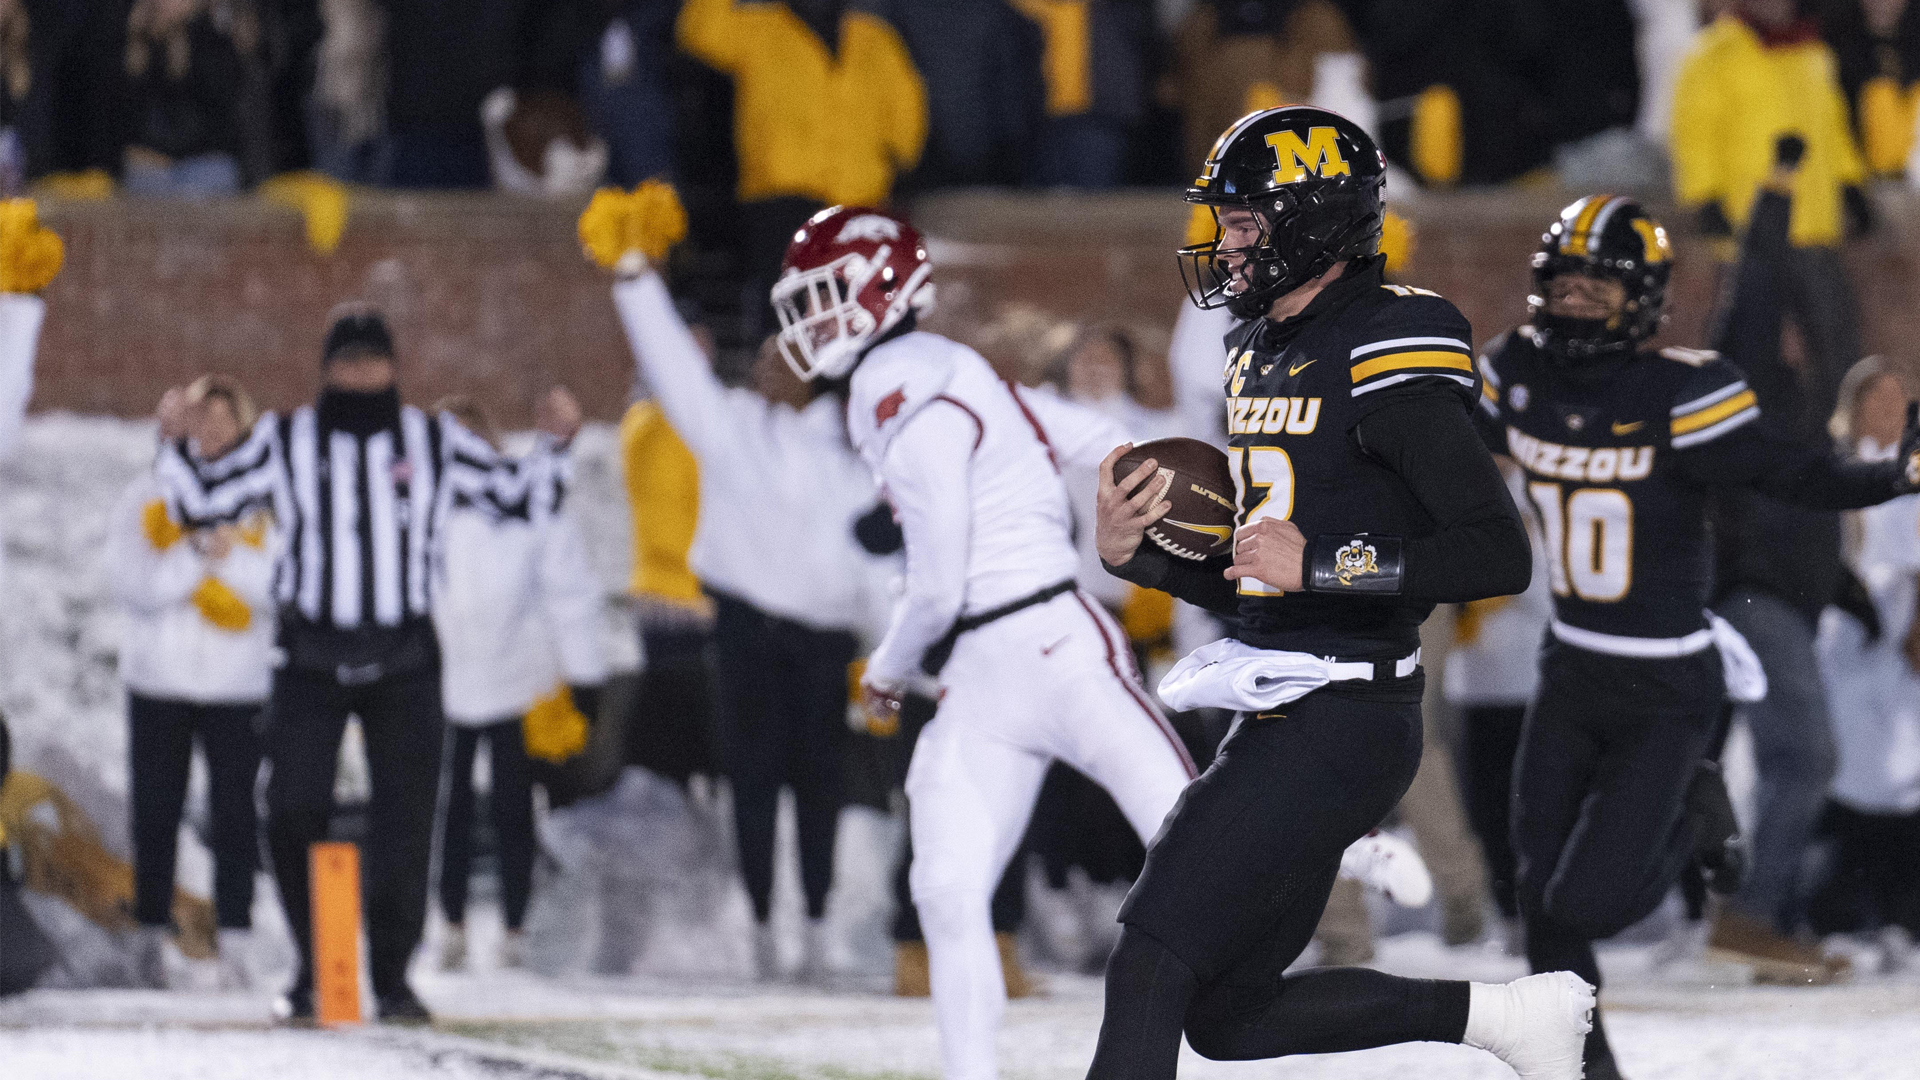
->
xmin=1822 ymin=0 xmax=1920 ymax=179
xmin=618 ymin=395 xmax=717 ymax=787
xmin=676 ymin=0 xmax=927 ymax=338
xmin=1669 ymin=0 xmax=1870 ymax=423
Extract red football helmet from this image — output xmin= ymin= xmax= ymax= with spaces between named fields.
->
xmin=772 ymin=205 xmax=936 ymax=381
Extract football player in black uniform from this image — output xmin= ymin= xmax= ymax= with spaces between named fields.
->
xmin=1088 ymin=107 xmax=1593 ymax=1080
xmin=1475 ymin=194 xmax=1920 ymax=1080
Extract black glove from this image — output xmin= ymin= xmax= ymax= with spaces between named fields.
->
xmin=1896 ymin=401 xmax=1920 ymax=493
xmin=1696 ymin=202 xmax=1734 ymax=238
xmin=1774 ymin=133 xmax=1806 ymax=169
xmin=1832 ymin=565 xmax=1884 ymax=644
xmin=1844 ymin=184 xmax=1876 ymax=239
xmin=568 ymin=684 xmax=603 ymax=725
xmin=854 ymin=500 xmax=905 ymax=555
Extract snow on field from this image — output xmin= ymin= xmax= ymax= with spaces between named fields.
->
xmin=6 ymin=933 xmax=1920 ymax=1080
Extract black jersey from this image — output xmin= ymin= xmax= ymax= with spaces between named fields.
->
xmin=1474 ymin=329 xmax=1910 ymax=644
xmin=1218 ymin=261 xmax=1482 ymax=658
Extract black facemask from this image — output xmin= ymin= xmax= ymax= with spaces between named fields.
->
xmin=317 ymin=385 xmax=402 ymax=437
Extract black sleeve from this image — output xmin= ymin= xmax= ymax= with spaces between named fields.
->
xmin=1352 ymin=392 xmax=1533 ymax=602
xmin=1102 ymin=546 xmax=1239 ymax=618
xmin=1670 ymin=422 xmax=1903 ymax=509
xmin=1708 ymin=189 xmax=1818 ymax=439
xmin=1472 ymin=396 xmax=1507 ymax=456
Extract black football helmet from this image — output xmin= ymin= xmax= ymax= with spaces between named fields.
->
xmin=1528 ymin=195 xmax=1672 ymax=361
xmin=1180 ymin=106 xmax=1387 ymax=319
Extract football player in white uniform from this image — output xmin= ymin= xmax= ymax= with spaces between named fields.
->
xmin=774 ymin=205 xmax=1196 ymax=1080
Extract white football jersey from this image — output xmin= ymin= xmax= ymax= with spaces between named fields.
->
xmin=848 ymin=331 xmax=1125 ymax=685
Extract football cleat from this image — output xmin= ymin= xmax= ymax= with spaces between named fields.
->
xmin=1464 ymin=971 xmax=1596 ymax=1080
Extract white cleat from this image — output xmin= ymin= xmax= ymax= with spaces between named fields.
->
xmin=439 ymin=924 xmax=468 ymax=973
xmin=1339 ymin=830 xmax=1434 ymax=908
xmin=499 ymin=928 xmax=527 ymax=970
xmin=216 ymin=928 xmax=255 ymax=990
xmin=753 ymin=923 xmax=780 ymax=981
xmin=798 ymin=918 xmax=831 ymax=984
xmin=1464 ymin=971 xmax=1596 ymax=1080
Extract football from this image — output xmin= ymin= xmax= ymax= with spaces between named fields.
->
xmin=1112 ymin=437 xmax=1237 ymax=561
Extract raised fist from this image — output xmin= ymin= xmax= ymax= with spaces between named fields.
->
xmin=536 ymin=386 xmax=583 ymax=445
xmin=156 ymin=387 xmax=191 ymax=441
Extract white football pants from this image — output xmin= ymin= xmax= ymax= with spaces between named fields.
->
xmin=906 ymin=589 xmax=1197 ymax=1080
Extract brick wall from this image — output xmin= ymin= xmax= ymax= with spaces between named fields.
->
xmin=28 ymin=188 xmax=1920 ymax=425
xmin=34 ymin=194 xmax=631 ymax=427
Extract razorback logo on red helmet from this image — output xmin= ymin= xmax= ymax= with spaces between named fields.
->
xmin=835 ymin=214 xmax=903 ymax=245
xmin=875 ymin=387 xmax=907 ymax=425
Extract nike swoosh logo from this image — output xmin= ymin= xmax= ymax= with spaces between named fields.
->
xmin=1288 ymin=359 xmax=1317 ymax=377
xmin=1040 ymin=636 xmax=1069 ymax=656
xmin=1611 ymin=420 xmax=1645 ymax=435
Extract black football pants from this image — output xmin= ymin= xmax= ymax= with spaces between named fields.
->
xmin=128 ymin=694 xmax=263 ymax=929
xmin=438 ymin=718 xmax=535 ymax=931
xmin=1088 ymin=684 xmax=1469 ymax=1080
xmin=710 ymin=592 xmax=857 ymax=923
xmin=623 ymin=626 xmax=717 ymax=785
xmin=1513 ymin=639 xmax=1722 ymax=1066
xmin=1459 ymin=704 xmax=1527 ymax=919
xmin=265 ymin=663 xmax=444 ymax=997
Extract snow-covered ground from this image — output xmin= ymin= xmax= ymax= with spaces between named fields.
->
xmin=6 ymin=931 xmax=1919 ymax=1080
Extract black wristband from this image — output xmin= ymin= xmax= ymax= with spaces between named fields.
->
xmin=1306 ymin=534 xmax=1405 ymax=595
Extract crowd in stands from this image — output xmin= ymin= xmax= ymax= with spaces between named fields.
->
xmin=0 ymin=2 xmax=1910 ymax=197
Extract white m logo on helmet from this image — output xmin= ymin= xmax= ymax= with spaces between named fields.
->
xmin=834 ymin=214 xmax=902 ymax=244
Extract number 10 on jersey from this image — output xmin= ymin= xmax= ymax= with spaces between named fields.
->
xmin=1528 ymin=482 xmax=1633 ymax=602
xmin=1229 ymin=445 xmax=1296 ymax=595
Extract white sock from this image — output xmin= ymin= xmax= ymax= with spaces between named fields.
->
xmin=1461 ymin=981 xmax=1516 ymax=1053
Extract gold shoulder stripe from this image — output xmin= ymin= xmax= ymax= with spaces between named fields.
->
xmin=1351 ymin=350 xmax=1475 ymax=383
xmin=1671 ymin=389 xmax=1758 ymax=435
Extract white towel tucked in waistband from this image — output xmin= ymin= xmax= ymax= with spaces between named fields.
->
xmin=1158 ymin=638 xmax=1348 ymax=713
xmin=1708 ymin=612 xmax=1768 ymax=704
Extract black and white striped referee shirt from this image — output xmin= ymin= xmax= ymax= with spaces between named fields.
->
xmin=158 ymin=404 xmax=554 ymax=630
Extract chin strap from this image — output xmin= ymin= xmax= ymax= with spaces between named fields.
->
xmin=1305 ymin=533 xmax=1405 ymax=595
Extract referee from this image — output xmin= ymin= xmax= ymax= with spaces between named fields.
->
xmin=160 ymin=307 xmax=579 ymax=1022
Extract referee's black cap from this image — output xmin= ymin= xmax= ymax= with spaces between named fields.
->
xmin=322 ymin=304 xmax=395 ymax=366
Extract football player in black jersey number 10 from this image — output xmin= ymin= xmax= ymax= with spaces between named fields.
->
xmin=1474 ymin=194 xmax=1920 ymax=1080
xmin=1088 ymin=106 xmax=1596 ymax=1080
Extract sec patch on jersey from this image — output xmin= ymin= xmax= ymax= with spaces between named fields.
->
xmin=1114 ymin=437 xmax=1235 ymax=561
